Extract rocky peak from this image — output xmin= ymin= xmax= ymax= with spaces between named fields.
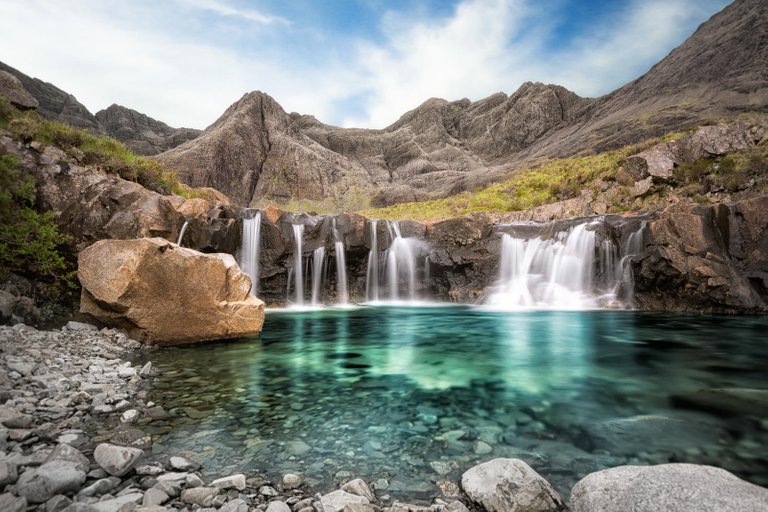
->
xmin=94 ymin=104 xmax=201 ymax=156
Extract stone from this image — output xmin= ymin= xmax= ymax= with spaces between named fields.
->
xmin=78 ymin=477 xmax=120 ymax=497
xmin=78 ymin=238 xmax=265 ymax=345
xmin=169 ymin=456 xmax=196 ymax=471
xmin=142 ymin=488 xmax=169 ymax=506
xmin=139 ymin=362 xmax=153 ymax=378
xmin=266 ymin=500 xmax=292 ymax=512
xmin=16 ymin=460 xmax=87 ymax=503
xmin=180 ymin=486 xmax=219 ymax=506
xmin=281 ymin=473 xmax=302 ymax=489
xmin=320 ymin=490 xmax=370 ymax=512
xmin=285 ymin=440 xmax=311 ymax=456
xmin=185 ymin=473 xmax=204 ymax=487
xmin=220 ymin=498 xmax=249 ymax=512
xmin=211 ymin=473 xmax=247 ymax=491
xmin=0 ymin=459 xmax=18 ymax=486
xmin=571 ymin=464 xmax=768 ymax=512
xmin=44 ymin=494 xmax=72 ymax=512
xmin=460 ymin=458 xmax=565 ymax=512
xmin=341 ymin=478 xmax=374 ymax=502
xmin=93 ymin=443 xmax=144 ymax=477
xmin=259 ymin=485 xmax=279 ymax=496
xmin=91 ymin=492 xmax=143 ymax=512
xmin=120 ymin=409 xmax=140 ymax=423
xmin=671 ymin=388 xmax=768 ymax=416
xmin=47 ymin=443 xmax=90 ymax=472
xmin=65 ymin=321 xmax=98 ymax=331
xmin=0 ymin=493 xmax=27 ymax=512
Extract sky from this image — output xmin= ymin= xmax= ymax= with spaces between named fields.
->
xmin=0 ymin=0 xmax=730 ymax=130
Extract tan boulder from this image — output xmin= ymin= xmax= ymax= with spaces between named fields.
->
xmin=78 ymin=238 xmax=264 ymax=345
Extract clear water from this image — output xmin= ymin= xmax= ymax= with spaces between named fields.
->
xmin=140 ymin=307 xmax=768 ymax=501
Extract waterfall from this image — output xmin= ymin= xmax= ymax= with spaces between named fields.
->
xmin=332 ymin=219 xmax=349 ymax=305
xmin=240 ymin=211 xmax=261 ymax=296
xmin=292 ymin=224 xmax=305 ymax=306
xmin=311 ymin=247 xmax=325 ymax=306
xmin=489 ymin=223 xmax=598 ymax=309
xmin=490 ymin=220 xmax=646 ymax=309
xmin=385 ymin=221 xmax=418 ymax=301
xmin=177 ymin=220 xmax=190 ymax=247
xmin=366 ymin=219 xmax=380 ymax=301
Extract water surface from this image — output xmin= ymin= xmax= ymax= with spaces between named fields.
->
xmin=138 ymin=307 xmax=768 ymax=501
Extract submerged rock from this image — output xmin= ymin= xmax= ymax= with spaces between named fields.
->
xmin=78 ymin=238 xmax=265 ymax=345
xmin=571 ymin=463 xmax=768 ymax=512
xmin=460 ymin=458 xmax=565 ymax=512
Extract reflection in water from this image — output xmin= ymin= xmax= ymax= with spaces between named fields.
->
xmin=136 ymin=307 xmax=768 ymax=502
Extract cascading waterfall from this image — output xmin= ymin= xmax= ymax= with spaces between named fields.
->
xmin=177 ymin=220 xmax=190 ymax=247
xmin=366 ymin=219 xmax=380 ymax=301
xmin=333 ymin=220 xmax=349 ymax=305
xmin=386 ymin=221 xmax=418 ymax=301
xmin=311 ymin=247 xmax=325 ymax=306
xmin=489 ymin=220 xmax=646 ymax=309
xmin=239 ymin=211 xmax=261 ymax=295
xmin=292 ymin=224 xmax=305 ymax=306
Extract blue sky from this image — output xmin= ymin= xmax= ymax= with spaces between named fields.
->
xmin=0 ymin=0 xmax=730 ymax=129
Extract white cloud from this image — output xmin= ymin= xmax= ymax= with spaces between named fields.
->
xmin=180 ymin=0 xmax=290 ymax=25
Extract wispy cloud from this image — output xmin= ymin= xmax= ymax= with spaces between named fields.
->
xmin=180 ymin=0 xmax=290 ymax=25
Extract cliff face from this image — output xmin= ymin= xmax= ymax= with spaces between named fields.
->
xmin=156 ymin=0 xmax=768 ymax=208
xmin=94 ymin=104 xmax=201 ymax=156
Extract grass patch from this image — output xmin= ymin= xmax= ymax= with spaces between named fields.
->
xmin=358 ymin=131 xmax=689 ymax=222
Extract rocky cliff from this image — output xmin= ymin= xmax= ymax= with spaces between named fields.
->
xmin=156 ymin=0 xmax=767 ymax=208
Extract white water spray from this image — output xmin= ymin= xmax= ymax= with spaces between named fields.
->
xmin=292 ymin=224 xmax=305 ymax=305
xmin=177 ymin=220 xmax=190 ymax=247
xmin=366 ymin=219 xmax=380 ymax=301
xmin=311 ymin=247 xmax=325 ymax=306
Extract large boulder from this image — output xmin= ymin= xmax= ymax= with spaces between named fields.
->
xmin=571 ymin=464 xmax=768 ymax=512
xmin=78 ymin=238 xmax=265 ymax=345
xmin=460 ymin=458 xmax=565 ymax=512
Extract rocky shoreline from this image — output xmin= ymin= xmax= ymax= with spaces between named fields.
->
xmin=2 ymin=324 xmax=768 ymax=511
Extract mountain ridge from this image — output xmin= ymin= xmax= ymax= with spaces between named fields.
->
xmin=157 ymin=0 xmax=768 ymax=208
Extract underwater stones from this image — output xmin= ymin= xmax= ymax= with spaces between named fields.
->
xmin=286 ymin=440 xmax=312 ymax=456
xmin=78 ymin=238 xmax=265 ymax=345
xmin=671 ymin=388 xmax=768 ymax=416
xmin=281 ymin=473 xmax=303 ymax=489
xmin=461 ymin=458 xmax=565 ymax=512
xmin=571 ymin=463 xmax=768 ymax=512
xmin=579 ymin=415 xmax=724 ymax=455
xmin=93 ymin=443 xmax=144 ymax=477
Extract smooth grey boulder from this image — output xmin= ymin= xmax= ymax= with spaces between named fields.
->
xmin=0 ymin=459 xmax=18 ymax=486
xmin=571 ymin=463 xmax=768 ymax=512
xmin=93 ymin=443 xmax=143 ymax=477
xmin=47 ymin=443 xmax=90 ymax=472
xmin=460 ymin=458 xmax=565 ymax=512
xmin=15 ymin=460 xmax=87 ymax=503
xmin=220 ymin=498 xmax=249 ymax=512
xmin=91 ymin=492 xmax=143 ymax=512
xmin=142 ymin=488 xmax=169 ymax=506
xmin=211 ymin=473 xmax=246 ymax=491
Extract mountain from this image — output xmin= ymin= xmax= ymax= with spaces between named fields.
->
xmin=157 ymin=0 xmax=768 ymax=208
xmin=94 ymin=104 xmax=201 ymax=156
xmin=0 ymin=61 xmax=198 ymax=155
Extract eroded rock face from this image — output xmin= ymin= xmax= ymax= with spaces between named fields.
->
xmin=633 ymin=198 xmax=768 ymax=312
xmin=78 ymin=238 xmax=265 ymax=345
xmin=460 ymin=458 xmax=566 ymax=512
xmin=571 ymin=464 xmax=768 ymax=512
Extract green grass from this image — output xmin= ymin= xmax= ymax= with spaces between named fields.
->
xmin=358 ymin=131 xmax=687 ymax=222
